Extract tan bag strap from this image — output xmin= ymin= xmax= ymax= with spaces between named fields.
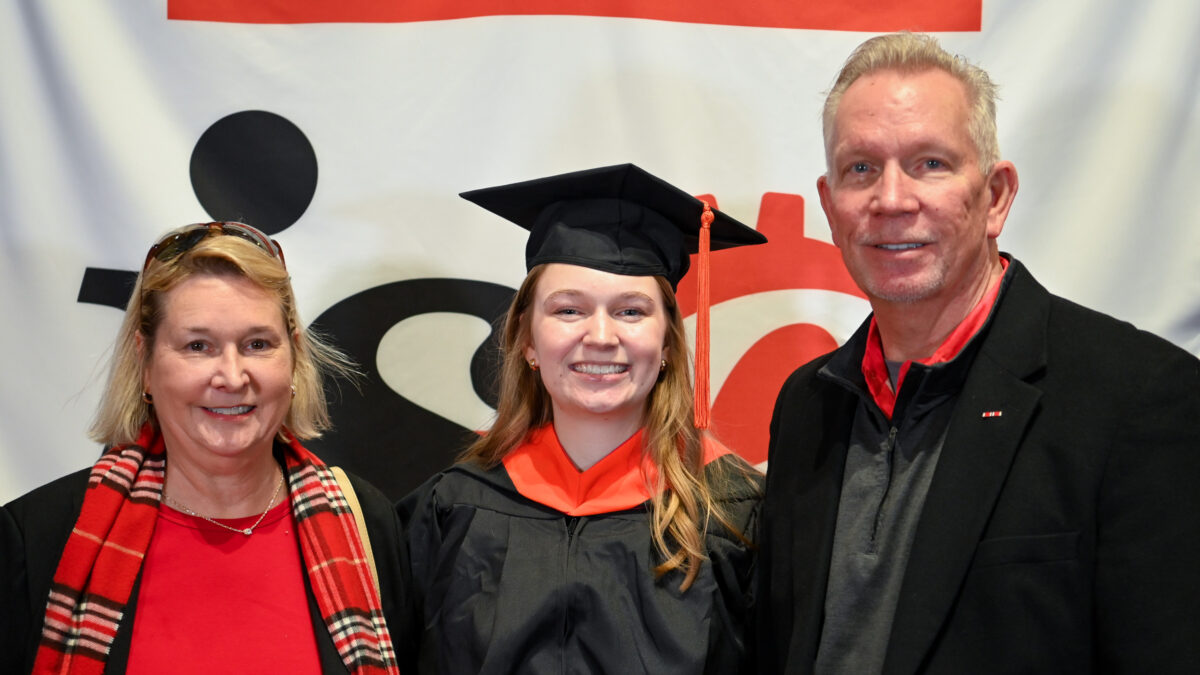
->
xmin=331 ymin=465 xmax=381 ymax=596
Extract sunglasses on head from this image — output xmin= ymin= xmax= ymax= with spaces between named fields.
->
xmin=142 ymin=221 xmax=286 ymax=271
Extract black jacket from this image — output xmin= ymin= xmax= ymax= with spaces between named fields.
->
xmin=758 ymin=259 xmax=1200 ymax=674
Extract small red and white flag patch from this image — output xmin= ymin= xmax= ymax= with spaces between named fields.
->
xmin=981 ymin=411 xmax=1003 ymax=418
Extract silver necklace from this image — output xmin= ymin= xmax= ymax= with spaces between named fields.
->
xmin=163 ymin=470 xmax=286 ymax=536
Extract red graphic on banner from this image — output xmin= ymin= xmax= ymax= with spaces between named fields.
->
xmin=168 ymin=0 xmax=980 ymax=31
xmin=677 ymin=192 xmax=864 ymax=465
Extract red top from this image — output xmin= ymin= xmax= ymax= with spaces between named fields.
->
xmin=125 ymin=499 xmax=321 ymax=674
xmin=503 ymin=424 xmax=731 ymax=516
xmin=862 ymin=258 xmax=1009 ymax=418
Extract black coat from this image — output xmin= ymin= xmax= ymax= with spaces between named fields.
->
xmin=1 ymin=461 xmax=417 ymax=674
xmin=400 ymin=455 xmax=761 ymax=674
xmin=758 ymin=259 xmax=1200 ymax=674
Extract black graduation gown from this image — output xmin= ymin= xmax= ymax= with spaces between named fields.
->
xmin=399 ymin=450 xmax=760 ymax=674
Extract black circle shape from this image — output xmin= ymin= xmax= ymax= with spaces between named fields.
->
xmin=189 ymin=110 xmax=317 ymax=235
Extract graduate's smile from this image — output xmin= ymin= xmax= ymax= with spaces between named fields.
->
xmin=525 ymin=264 xmax=667 ymax=426
xmin=570 ymin=362 xmax=629 ymax=377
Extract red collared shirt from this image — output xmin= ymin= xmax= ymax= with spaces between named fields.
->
xmin=862 ymin=258 xmax=1009 ymax=419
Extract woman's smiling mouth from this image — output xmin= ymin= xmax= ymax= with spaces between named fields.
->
xmin=570 ymin=363 xmax=628 ymax=375
xmin=204 ymin=405 xmax=255 ymax=416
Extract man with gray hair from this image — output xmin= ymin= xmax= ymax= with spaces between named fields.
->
xmin=758 ymin=32 xmax=1200 ymax=673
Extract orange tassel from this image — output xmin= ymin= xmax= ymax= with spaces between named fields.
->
xmin=694 ymin=202 xmax=714 ymax=429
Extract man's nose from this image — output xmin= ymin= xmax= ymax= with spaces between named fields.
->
xmin=872 ymin=163 xmax=918 ymax=214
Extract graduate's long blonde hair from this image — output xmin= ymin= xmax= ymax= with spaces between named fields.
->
xmin=461 ymin=264 xmax=757 ymax=590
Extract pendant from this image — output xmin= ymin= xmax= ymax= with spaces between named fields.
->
xmin=241 ymin=528 xmax=253 ymax=535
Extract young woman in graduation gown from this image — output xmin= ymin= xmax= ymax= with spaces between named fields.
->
xmin=399 ymin=164 xmax=766 ymax=674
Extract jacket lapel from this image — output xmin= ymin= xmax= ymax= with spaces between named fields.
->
xmin=763 ymin=354 xmax=857 ymax=672
xmin=883 ymin=263 xmax=1050 ymax=675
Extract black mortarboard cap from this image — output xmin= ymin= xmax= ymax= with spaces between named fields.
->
xmin=460 ymin=163 xmax=766 ymax=290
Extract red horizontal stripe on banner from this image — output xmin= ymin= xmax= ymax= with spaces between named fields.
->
xmin=167 ymin=0 xmax=980 ymax=31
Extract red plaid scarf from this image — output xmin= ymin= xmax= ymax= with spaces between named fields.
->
xmin=32 ymin=423 xmax=400 ymax=674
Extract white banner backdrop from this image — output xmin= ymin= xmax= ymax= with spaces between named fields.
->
xmin=2 ymin=0 xmax=1198 ymax=502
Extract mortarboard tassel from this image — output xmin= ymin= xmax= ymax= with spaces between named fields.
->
xmin=694 ymin=201 xmax=714 ymax=430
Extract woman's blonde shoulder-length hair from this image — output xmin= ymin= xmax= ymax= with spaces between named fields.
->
xmin=89 ymin=225 xmax=358 ymax=446
xmin=462 ymin=264 xmax=760 ymax=591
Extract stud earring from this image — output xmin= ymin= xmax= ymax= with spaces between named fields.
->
xmin=290 ymin=384 xmax=297 ymax=398
xmin=142 ymin=391 xmax=154 ymax=404
xmin=528 ymin=359 xmax=539 ymax=371
xmin=660 ymin=359 xmax=667 ymax=371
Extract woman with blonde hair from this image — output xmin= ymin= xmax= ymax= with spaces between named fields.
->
xmin=1 ymin=222 xmax=412 ymax=674
xmin=401 ymin=164 xmax=765 ymax=674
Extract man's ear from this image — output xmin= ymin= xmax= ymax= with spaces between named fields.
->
xmin=985 ymin=160 xmax=1019 ymax=240
xmin=816 ymin=174 xmax=843 ymax=248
